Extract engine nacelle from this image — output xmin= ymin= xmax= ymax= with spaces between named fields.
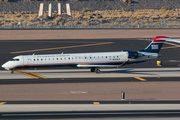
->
xmin=123 ymin=50 xmax=143 ymax=59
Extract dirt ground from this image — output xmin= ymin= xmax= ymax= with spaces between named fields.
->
xmin=0 ymin=29 xmax=180 ymax=40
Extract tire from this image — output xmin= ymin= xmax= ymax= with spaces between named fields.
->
xmin=96 ymin=69 xmax=100 ymax=74
xmin=91 ymin=68 xmax=95 ymax=72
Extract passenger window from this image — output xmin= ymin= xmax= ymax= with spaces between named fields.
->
xmin=102 ymin=56 xmax=103 ymax=58
xmin=60 ymin=58 xmax=62 ymax=60
xmin=41 ymin=59 xmax=43 ymax=61
xmin=37 ymin=59 xmax=39 ymax=61
xmin=57 ymin=58 xmax=58 ymax=60
xmin=34 ymin=59 xmax=35 ymax=61
xmin=106 ymin=56 xmax=107 ymax=58
xmin=113 ymin=56 xmax=115 ymax=58
xmin=68 ymin=58 xmax=70 ymax=60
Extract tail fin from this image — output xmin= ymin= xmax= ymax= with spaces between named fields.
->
xmin=139 ymin=36 xmax=169 ymax=53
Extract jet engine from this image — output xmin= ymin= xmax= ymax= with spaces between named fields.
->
xmin=122 ymin=50 xmax=144 ymax=59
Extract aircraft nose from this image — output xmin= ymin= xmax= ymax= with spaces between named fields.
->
xmin=2 ymin=63 xmax=6 ymax=68
xmin=1 ymin=62 xmax=10 ymax=70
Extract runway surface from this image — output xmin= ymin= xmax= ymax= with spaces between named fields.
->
xmin=1 ymin=38 xmax=180 ymax=70
xmin=1 ymin=110 xmax=180 ymax=119
xmin=0 ymin=38 xmax=180 ymax=101
xmin=1 ymin=68 xmax=180 ymax=80
xmin=1 ymin=38 xmax=180 ymax=119
xmin=1 ymin=102 xmax=180 ymax=119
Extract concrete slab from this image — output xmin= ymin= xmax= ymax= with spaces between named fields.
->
xmin=48 ymin=3 xmax=52 ymax=18
xmin=38 ymin=3 xmax=43 ymax=17
xmin=58 ymin=3 xmax=61 ymax=15
xmin=66 ymin=3 xmax=71 ymax=16
xmin=1 ymin=104 xmax=180 ymax=112
xmin=0 ymin=68 xmax=180 ymax=79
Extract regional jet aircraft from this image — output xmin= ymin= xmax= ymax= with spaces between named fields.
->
xmin=2 ymin=36 xmax=169 ymax=74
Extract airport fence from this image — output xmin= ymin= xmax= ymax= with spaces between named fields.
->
xmin=1 ymin=18 xmax=180 ymax=28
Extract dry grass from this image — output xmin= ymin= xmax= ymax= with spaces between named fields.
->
xmin=1 ymin=9 xmax=180 ymax=27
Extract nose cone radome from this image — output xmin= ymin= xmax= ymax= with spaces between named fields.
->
xmin=1 ymin=62 xmax=10 ymax=70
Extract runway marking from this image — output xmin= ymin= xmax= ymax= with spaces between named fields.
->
xmin=134 ymin=77 xmax=146 ymax=81
xmin=0 ymin=102 xmax=6 ymax=105
xmin=70 ymin=91 xmax=87 ymax=94
xmin=31 ymin=73 xmax=47 ymax=79
xmin=93 ymin=102 xmax=100 ymax=104
xmin=162 ymin=45 xmax=180 ymax=49
xmin=15 ymin=70 xmax=39 ymax=79
xmin=10 ymin=42 xmax=114 ymax=54
xmin=15 ymin=70 xmax=47 ymax=79
xmin=5 ymin=41 xmax=97 ymax=43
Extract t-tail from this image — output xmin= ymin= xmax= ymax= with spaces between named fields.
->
xmin=139 ymin=36 xmax=169 ymax=53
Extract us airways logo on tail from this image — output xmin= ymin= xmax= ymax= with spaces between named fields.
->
xmin=151 ymin=44 xmax=159 ymax=49
xmin=139 ymin=36 xmax=169 ymax=53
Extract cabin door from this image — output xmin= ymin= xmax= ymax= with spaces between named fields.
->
xmin=23 ymin=56 xmax=29 ymax=65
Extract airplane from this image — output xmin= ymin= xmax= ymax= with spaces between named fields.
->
xmin=1 ymin=36 xmax=169 ymax=74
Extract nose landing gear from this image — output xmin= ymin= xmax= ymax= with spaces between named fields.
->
xmin=11 ymin=70 xmax=14 ymax=74
xmin=90 ymin=68 xmax=101 ymax=74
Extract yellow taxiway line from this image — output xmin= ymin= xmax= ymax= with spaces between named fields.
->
xmin=11 ymin=42 xmax=114 ymax=54
xmin=31 ymin=73 xmax=47 ymax=79
xmin=93 ymin=102 xmax=100 ymax=104
xmin=162 ymin=45 xmax=180 ymax=49
xmin=0 ymin=102 xmax=6 ymax=105
xmin=14 ymin=70 xmax=47 ymax=79
xmin=134 ymin=77 xmax=146 ymax=81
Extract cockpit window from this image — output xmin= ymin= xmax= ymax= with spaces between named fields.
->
xmin=10 ymin=59 xmax=19 ymax=61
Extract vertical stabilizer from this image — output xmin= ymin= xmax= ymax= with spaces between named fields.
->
xmin=139 ymin=36 xmax=169 ymax=53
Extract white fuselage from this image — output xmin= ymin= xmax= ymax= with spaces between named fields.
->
xmin=2 ymin=51 xmax=158 ymax=70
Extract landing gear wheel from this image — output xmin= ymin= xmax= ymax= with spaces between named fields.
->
xmin=95 ymin=69 xmax=100 ymax=74
xmin=11 ymin=70 xmax=14 ymax=74
xmin=90 ymin=68 xmax=95 ymax=72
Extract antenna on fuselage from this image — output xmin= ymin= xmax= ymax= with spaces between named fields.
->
xmin=61 ymin=52 xmax=63 ymax=54
xmin=33 ymin=53 xmax=35 ymax=55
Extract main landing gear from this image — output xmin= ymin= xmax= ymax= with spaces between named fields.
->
xmin=90 ymin=68 xmax=101 ymax=74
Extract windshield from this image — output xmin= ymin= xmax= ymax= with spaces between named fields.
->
xmin=9 ymin=59 xmax=19 ymax=61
